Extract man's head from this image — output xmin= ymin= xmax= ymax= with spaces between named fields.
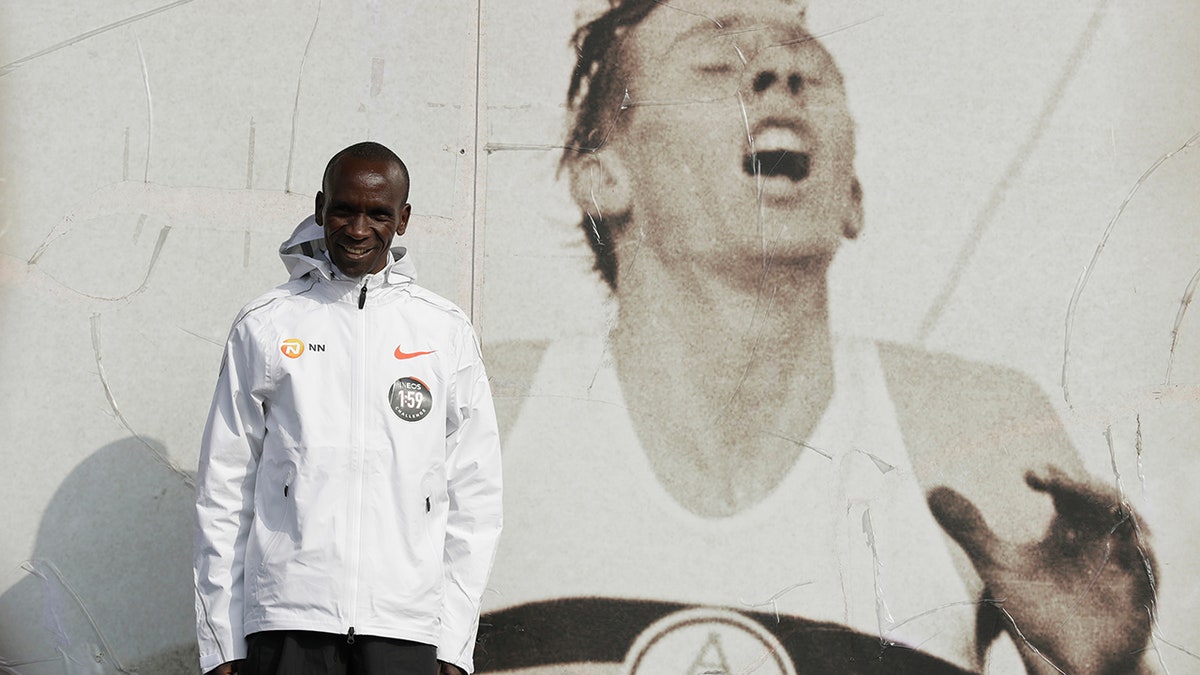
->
xmin=315 ymin=142 xmax=412 ymax=278
xmin=563 ymin=0 xmax=863 ymax=289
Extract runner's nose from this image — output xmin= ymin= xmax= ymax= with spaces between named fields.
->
xmin=751 ymin=70 xmax=804 ymax=95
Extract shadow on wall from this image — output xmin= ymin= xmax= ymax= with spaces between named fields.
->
xmin=0 ymin=339 xmax=546 ymax=675
xmin=0 ymin=437 xmax=198 ymax=674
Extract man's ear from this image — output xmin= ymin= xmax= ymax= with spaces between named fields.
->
xmin=567 ymin=151 xmax=632 ymax=222
xmin=841 ymin=177 xmax=865 ymax=240
xmin=396 ymin=203 xmax=412 ymax=237
xmin=314 ymin=191 xmax=325 ymax=226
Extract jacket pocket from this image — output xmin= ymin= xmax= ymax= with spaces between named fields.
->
xmin=259 ymin=469 xmax=295 ymax=567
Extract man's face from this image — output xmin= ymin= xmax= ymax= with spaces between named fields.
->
xmin=315 ymin=156 xmax=411 ymax=278
xmin=602 ymin=0 xmax=860 ymax=275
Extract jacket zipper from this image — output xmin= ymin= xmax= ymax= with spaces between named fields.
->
xmin=345 ymin=282 xmax=369 ymax=640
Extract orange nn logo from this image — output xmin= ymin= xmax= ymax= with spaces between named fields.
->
xmin=394 ymin=346 xmax=436 ymax=360
xmin=281 ymin=339 xmax=305 ymax=358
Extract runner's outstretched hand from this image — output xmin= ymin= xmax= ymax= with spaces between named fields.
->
xmin=928 ymin=467 xmax=1157 ymax=674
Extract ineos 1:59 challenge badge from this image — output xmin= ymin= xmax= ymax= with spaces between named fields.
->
xmin=389 ymin=377 xmax=432 ymax=422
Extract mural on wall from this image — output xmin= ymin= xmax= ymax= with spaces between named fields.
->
xmin=0 ymin=0 xmax=1197 ymax=673
xmin=478 ymin=0 xmax=1198 ymax=673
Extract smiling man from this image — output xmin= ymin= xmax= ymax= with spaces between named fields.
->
xmin=478 ymin=1 xmax=1156 ymax=674
xmin=194 ymin=142 xmax=503 ymax=675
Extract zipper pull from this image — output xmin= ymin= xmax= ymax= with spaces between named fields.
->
xmin=358 ymin=284 xmax=367 ymax=309
xmin=425 ymin=496 xmax=431 ymax=513
xmin=347 ymin=627 xmax=356 ymax=645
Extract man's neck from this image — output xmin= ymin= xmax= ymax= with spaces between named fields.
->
xmin=611 ymin=250 xmax=836 ymax=516
xmin=327 ymin=249 xmax=394 ymax=282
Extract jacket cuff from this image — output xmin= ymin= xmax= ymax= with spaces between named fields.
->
xmin=437 ymin=626 xmax=476 ymax=674
xmin=199 ymin=638 xmax=246 ymax=673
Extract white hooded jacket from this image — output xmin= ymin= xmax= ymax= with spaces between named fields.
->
xmin=194 ymin=216 xmax=503 ymax=673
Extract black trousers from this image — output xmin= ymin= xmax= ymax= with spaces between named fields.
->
xmin=243 ymin=631 xmax=438 ymax=675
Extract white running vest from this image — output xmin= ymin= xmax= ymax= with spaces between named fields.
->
xmin=486 ymin=336 xmax=993 ymax=672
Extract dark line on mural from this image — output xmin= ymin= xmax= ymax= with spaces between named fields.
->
xmin=916 ymin=0 xmax=1112 ymax=343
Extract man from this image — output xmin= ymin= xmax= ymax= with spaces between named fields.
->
xmin=195 ymin=142 xmax=503 ymax=675
xmin=478 ymin=1 xmax=1156 ymax=673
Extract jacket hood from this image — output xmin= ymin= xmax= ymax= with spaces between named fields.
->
xmin=279 ymin=215 xmax=417 ymax=284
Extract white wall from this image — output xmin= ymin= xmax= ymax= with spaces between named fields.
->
xmin=2 ymin=0 xmax=1196 ymax=672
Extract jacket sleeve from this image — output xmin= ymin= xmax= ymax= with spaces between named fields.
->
xmin=193 ymin=318 xmax=268 ymax=673
xmin=437 ymin=322 xmax=504 ymax=673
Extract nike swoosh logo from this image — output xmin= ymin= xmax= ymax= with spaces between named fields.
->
xmin=395 ymin=346 xmax=436 ymax=360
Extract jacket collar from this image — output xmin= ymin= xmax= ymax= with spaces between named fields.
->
xmin=278 ymin=214 xmax=418 ymax=287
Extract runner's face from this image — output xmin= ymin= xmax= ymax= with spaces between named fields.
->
xmin=316 ymin=157 xmax=411 ymax=278
xmin=609 ymin=0 xmax=860 ymax=274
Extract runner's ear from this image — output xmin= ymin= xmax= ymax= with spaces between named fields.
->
xmin=842 ymin=178 xmax=864 ymax=240
xmin=566 ymin=151 xmax=631 ymax=221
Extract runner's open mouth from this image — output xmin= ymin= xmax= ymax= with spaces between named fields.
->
xmin=743 ymin=150 xmax=810 ymax=182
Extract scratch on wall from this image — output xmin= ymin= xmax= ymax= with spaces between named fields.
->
xmin=483 ymin=142 xmax=567 ymax=153
xmin=1165 ymin=264 xmax=1200 ymax=384
xmin=995 ymin=603 xmax=1068 ymax=675
xmin=1062 ymin=130 xmax=1200 ymax=406
xmin=179 ymin=326 xmax=223 ymax=348
xmin=29 ymin=225 xmax=170 ymax=302
xmin=861 ymin=508 xmax=896 ymax=637
xmin=1104 ymin=426 xmax=1160 ymax=606
xmin=653 ymin=0 xmax=723 ymax=28
xmin=761 ymin=430 xmax=833 ymax=460
xmin=19 ymin=559 xmax=132 ymax=674
xmin=0 ymin=0 xmax=197 ymax=78
xmin=727 ymin=284 xmax=778 ymax=404
xmin=91 ymin=313 xmax=195 ymax=489
xmin=26 ymin=226 xmax=69 ymax=266
xmin=246 ymin=118 xmax=257 ymax=268
xmin=1134 ymin=414 xmax=1146 ymax=496
xmin=122 ymin=128 xmax=130 ymax=182
xmin=738 ymin=581 xmax=814 ymax=623
xmin=246 ymin=118 xmax=257 ymax=190
xmin=370 ymin=57 xmax=385 ymax=97
xmin=130 ymin=214 xmax=147 ymax=244
xmin=779 ymin=15 xmax=882 ymax=48
xmin=285 ymin=0 xmax=323 ymax=194
xmin=133 ymin=32 xmax=153 ymax=184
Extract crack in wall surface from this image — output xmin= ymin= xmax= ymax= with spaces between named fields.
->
xmin=18 ymin=559 xmax=133 ymax=674
xmin=29 ymin=225 xmax=170 ymax=302
xmin=91 ymin=313 xmax=194 ymax=489
xmin=134 ymin=32 xmax=152 ymax=183
xmin=738 ymin=581 xmax=814 ymax=623
xmin=285 ymin=0 xmax=323 ymax=194
xmin=1165 ymin=264 xmax=1200 ymax=384
xmin=1062 ymin=130 xmax=1200 ymax=406
xmin=0 ymin=0 xmax=197 ymax=77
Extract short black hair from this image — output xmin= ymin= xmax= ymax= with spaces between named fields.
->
xmin=323 ymin=141 xmax=411 ymax=201
xmin=562 ymin=0 xmax=662 ymax=290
